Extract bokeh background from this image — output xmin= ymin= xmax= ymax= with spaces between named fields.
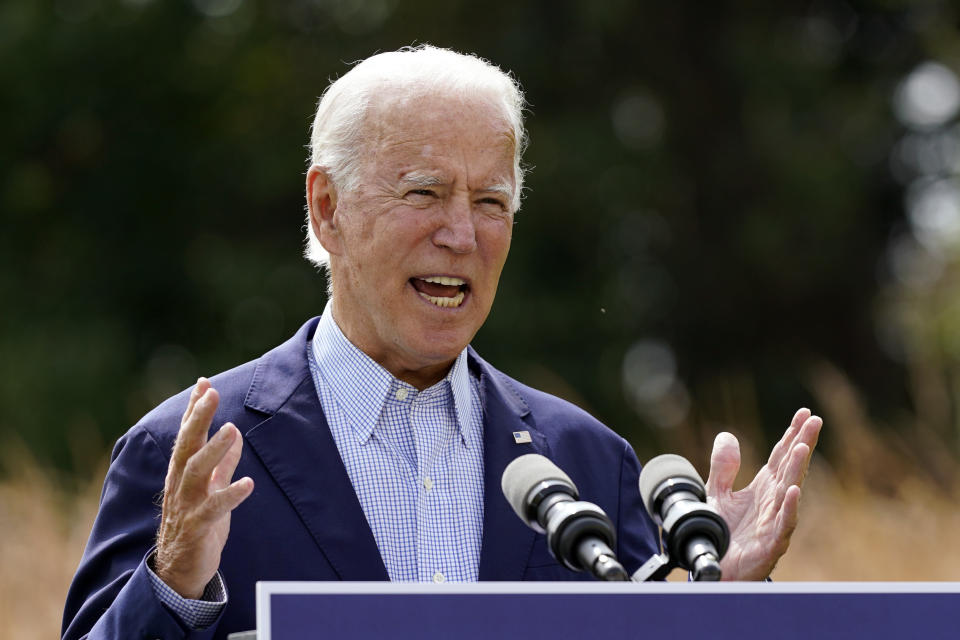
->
xmin=2 ymin=0 xmax=960 ymax=636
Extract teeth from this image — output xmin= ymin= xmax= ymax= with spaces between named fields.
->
xmin=418 ymin=290 xmax=466 ymax=308
xmin=422 ymin=276 xmax=466 ymax=286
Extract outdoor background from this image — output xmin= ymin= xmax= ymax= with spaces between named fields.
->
xmin=2 ymin=0 xmax=960 ymax=637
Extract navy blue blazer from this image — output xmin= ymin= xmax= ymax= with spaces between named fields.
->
xmin=62 ymin=318 xmax=659 ymax=640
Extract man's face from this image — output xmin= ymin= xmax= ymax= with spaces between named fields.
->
xmin=316 ymin=92 xmax=516 ymax=387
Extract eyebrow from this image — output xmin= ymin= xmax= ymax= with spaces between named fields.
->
xmin=398 ymin=172 xmax=444 ymax=188
xmin=478 ymin=183 xmax=514 ymax=199
xmin=398 ymin=172 xmax=514 ymax=200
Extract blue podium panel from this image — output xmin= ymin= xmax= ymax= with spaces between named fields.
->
xmin=256 ymin=582 xmax=959 ymax=640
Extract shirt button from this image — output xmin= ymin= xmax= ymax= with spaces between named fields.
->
xmin=422 ymin=476 xmax=434 ymax=491
xmin=395 ymin=388 xmax=409 ymax=401
xmin=433 ymin=571 xmax=446 ymax=583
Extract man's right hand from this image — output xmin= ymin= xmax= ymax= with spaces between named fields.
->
xmin=154 ymin=378 xmax=255 ymax=599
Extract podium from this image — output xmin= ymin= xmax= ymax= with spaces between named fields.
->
xmin=233 ymin=581 xmax=959 ymax=639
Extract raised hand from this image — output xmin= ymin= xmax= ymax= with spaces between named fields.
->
xmin=154 ymin=378 xmax=254 ymax=598
xmin=705 ymin=408 xmax=822 ymax=581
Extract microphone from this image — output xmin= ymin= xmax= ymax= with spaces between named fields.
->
xmin=638 ymin=454 xmax=730 ymax=581
xmin=501 ymin=454 xmax=629 ymax=581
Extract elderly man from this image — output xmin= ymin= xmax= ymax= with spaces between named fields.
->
xmin=62 ymin=46 xmax=821 ymax=640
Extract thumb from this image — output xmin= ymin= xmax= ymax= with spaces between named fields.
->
xmin=706 ymin=431 xmax=741 ymax=497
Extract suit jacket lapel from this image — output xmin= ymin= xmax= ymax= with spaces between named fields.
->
xmin=242 ymin=318 xmax=388 ymax=581
xmin=472 ymin=350 xmax=552 ymax=581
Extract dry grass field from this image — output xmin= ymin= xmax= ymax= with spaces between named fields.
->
xmin=0 ymin=450 xmax=104 ymax=640
xmin=2 ymin=364 xmax=958 ymax=638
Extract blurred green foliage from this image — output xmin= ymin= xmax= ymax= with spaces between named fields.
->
xmin=2 ymin=0 xmax=958 ymax=473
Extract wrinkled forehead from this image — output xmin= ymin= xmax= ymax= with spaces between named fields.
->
xmin=363 ymin=89 xmax=518 ymax=172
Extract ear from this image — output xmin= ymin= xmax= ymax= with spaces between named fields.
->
xmin=306 ymin=165 xmax=343 ymax=256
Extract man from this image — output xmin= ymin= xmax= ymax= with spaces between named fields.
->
xmin=62 ymin=46 xmax=822 ymax=640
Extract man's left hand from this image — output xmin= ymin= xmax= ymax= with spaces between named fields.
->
xmin=705 ymin=408 xmax=823 ymax=581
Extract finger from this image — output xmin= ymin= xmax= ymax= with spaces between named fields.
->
xmin=181 ymin=422 xmax=238 ymax=495
xmin=202 ymin=477 xmax=254 ymax=521
xmin=180 ymin=377 xmax=211 ymax=426
xmin=789 ymin=416 xmax=822 ymax=486
xmin=172 ymin=387 xmax=221 ymax=468
xmin=774 ymin=485 xmax=801 ymax=544
xmin=767 ymin=408 xmax=811 ymax=471
xmin=210 ymin=425 xmax=244 ymax=490
xmin=796 ymin=415 xmax=823 ymax=458
xmin=775 ymin=442 xmax=809 ymax=509
xmin=164 ymin=384 xmax=215 ymax=497
xmin=706 ymin=432 xmax=741 ymax=497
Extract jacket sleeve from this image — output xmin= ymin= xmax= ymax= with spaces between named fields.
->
xmin=61 ymin=425 xmax=224 ymax=640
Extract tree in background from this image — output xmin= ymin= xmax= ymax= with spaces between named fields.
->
xmin=1 ymin=0 xmax=958 ymax=484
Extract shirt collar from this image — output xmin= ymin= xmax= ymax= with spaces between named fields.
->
xmin=311 ymin=304 xmax=476 ymax=446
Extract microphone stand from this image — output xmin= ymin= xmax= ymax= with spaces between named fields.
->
xmin=630 ymin=552 xmax=675 ymax=582
xmin=629 ymin=539 xmax=723 ymax=582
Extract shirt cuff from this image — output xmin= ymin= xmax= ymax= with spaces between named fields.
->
xmin=146 ymin=550 xmax=227 ymax=630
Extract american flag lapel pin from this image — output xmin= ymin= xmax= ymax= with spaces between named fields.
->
xmin=512 ymin=430 xmax=532 ymax=444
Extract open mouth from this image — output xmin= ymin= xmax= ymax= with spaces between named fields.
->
xmin=410 ymin=276 xmax=469 ymax=308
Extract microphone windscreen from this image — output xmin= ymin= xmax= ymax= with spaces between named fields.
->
xmin=638 ymin=454 xmax=705 ymax=515
xmin=501 ymin=454 xmax=576 ymax=524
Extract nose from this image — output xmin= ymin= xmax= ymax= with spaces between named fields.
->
xmin=433 ymin=194 xmax=477 ymax=254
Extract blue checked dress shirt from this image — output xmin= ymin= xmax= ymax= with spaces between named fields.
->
xmin=148 ymin=306 xmax=485 ymax=627
xmin=146 ymin=559 xmax=226 ymax=630
xmin=308 ymin=306 xmax=486 ymax=582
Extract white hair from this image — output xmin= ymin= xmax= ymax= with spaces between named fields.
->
xmin=304 ymin=44 xmax=528 ymax=269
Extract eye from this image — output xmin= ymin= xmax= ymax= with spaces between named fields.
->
xmin=408 ymin=189 xmax=436 ymax=198
xmin=478 ymin=197 xmax=507 ymax=210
